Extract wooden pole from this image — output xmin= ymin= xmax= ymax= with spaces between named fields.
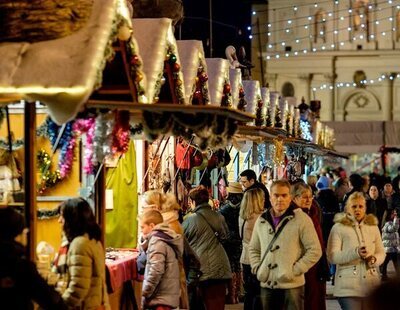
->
xmin=24 ymin=102 xmax=37 ymax=261
xmin=94 ymin=164 xmax=106 ymax=245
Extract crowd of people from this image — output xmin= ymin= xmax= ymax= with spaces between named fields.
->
xmin=2 ymin=166 xmax=400 ymax=309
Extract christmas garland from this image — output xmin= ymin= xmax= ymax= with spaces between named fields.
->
xmin=15 ymin=205 xmax=60 ymax=220
xmin=73 ymin=117 xmax=96 ymax=174
xmin=37 ymin=149 xmax=62 ymax=194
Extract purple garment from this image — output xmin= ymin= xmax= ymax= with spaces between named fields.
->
xmin=271 ymin=214 xmax=283 ymax=228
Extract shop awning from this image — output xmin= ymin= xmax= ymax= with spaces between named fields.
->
xmin=0 ymin=0 xmax=131 ymax=124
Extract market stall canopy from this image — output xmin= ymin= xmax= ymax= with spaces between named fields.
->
xmin=229 ymin=68 xmax=242 ymax=109
xmin=176 ymin=40 xmax=209 ymax=105
xmin=132 ymin=18 xmax=185 ymax=104
xmin=243 ymin=80 xmax=261 ymax=116
xmin=205 ymin=58 xmax=230 ymax=105
xmin=0 ymin=0 xmax=132 ymax=124
xmin=324 ymin=121 xmax=400 ymax=153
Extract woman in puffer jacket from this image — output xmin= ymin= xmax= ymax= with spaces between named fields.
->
xmin=327 ymin=192 xmax=385 ymax=310
xmin=380 ymin=209 xmax=400 ymax=281
xmin=59 ymin=198 xmax=110 ymax=309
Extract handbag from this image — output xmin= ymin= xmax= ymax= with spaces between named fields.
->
xmin=196 ymin=211 xmax=222 ymax=242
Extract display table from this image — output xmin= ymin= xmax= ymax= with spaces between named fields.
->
xmin=106 ymin=249 xmax=142 ymax=310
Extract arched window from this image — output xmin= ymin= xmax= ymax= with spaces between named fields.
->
xmin=353 ymin=0 xmax=370 ymax=38
xmin=282 ymin=82 xmax=295 ymax=97
xmin=314 ymin=9 xmax=327 ymax=43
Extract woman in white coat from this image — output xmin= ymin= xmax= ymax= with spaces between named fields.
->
xmin=327 ymin=192 xmax=385 ymax=310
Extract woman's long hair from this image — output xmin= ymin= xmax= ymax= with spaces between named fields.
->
xmin=239 ymin=188 xmax=264 ymax=220
xmin=59 ymin=198 xmax=101 ymax=242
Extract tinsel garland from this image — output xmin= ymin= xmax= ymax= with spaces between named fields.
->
xmin=14 ymin=205 xmax=60 ymax=220
xmin=92 ymin=111 xmax=114 ymax=166
xmin=37 ymin=149 xmax=62 ymax=194
xmin=73 ymin=117 xmax=96 ymax=174
xmin=45 ymin=117 xmax=75 ymax=178
xmin=111 ymin=110 xmax=131 ymax=154
xmin=0 ymin=139 xmax=24 ymax=150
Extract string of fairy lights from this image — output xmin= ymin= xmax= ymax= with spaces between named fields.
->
xmin=247 ymin=0 xmax=400 ymax=91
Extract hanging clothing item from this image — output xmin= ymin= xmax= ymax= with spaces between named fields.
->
xmin=106 ymin=141 xmax=138 ymax=248
xmin=175 ymin=142 xmax=195 ymax=170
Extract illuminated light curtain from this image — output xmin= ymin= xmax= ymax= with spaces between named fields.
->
xmin=105 ymin=141 xmax=138 ymax=248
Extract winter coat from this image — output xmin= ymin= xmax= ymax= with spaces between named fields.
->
xmin=239 ymin=211 xmax=262 ymax=265
xmin=219 ymin=200 xmax=242 ymax=272
xmin=183 ymin=203 xmax=232 ymax=282
xmin=141 ymin=224 xmax=183 ymax=309
xmin=0 ymin=240 xmax=67 ymax=310
xmin=161 ymin=211 xmax=189 ymax=309
xmin=366 ymin=197 xmax=387 ymax=229
xmin=316 ymin=189 xmax=340 ymax=245
xmin=327 ymin=213 xmax=385 ymax=297
xmin=248 ymin=206 xmax=322 ymax=289
xmin=382 ymin=217 xmax=400 ymax=253
xmin=293 ymin=202 xmax=327 ymax=310
xmin=63 ymin=235 xmax=110 ymax=310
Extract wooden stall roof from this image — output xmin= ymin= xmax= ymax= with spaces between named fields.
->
xmin=0 ymin=0 xmax=132 ymax=124
xmin=205 ymin=58 xmax=230 ymax=105
xmin=229 ymin=68 xmax=242 ymax=109
xmin=176 ymin=40 xmax=209 ymax=104
xmin=132 ymin=18 xmax=185 ymax=104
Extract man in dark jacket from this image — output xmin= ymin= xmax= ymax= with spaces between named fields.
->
xmin=239 ymin=169 xmax=272 ymax=209
xmin=0 ymin=207 xmax=67 ymax=310
xmin=219 ymin=182 xmax=243 ymax=304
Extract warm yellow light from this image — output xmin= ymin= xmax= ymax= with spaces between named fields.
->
xmin=0 ymin=86 xmax=87 ymax=95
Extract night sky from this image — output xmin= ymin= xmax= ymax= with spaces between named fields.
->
xmin=179 ymin=0 xmax=253 ymax=59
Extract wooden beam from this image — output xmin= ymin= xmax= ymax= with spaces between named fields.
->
xmin=94 ymin=165 xmax=106 ymax=245
xmin=24 ymin=102 xmax=37 ymax=261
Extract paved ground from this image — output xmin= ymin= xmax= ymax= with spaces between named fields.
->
xmin=225 ymin=263 xmax=397 ymax=310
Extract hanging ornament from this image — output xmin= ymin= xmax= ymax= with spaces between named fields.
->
xmin=111 ymin=110 xmax=131 ymax=154
xmin=273 ymin=138 xmax=285 ymax=166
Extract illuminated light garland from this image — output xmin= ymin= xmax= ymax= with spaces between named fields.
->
xmin=250 ymin=0 xmax=390 ymax=34
xmin=272 ymin=138 xmax=285 ymax=166
xmin=310 ymin=73 xmax=400 ymax=92
xmin=37 ymin=149 xmax=62 ymax=194
xmin=300 ymin=120 xmax=312 ymax=141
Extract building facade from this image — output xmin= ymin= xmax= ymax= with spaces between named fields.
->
xmin=252 ymin=0 xmax=400 ymax=122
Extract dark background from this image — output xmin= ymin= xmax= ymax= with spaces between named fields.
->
xmin=178 ymin=0 xmax=255 ymax=59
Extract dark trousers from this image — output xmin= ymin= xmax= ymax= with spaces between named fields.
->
xmin=188 ymin=280 xmax=227 ymax=310
xmin=260 ymin=286 xmax=304 ymax=310
xmin=381 ymin=252 xmax=399 ymax=277
xmin=242 ymin=264 xmax=261 ymax=310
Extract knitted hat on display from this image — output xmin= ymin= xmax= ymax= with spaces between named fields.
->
xmin=227 ymin=182 xmax=243 ymax=194
xmin=316 ymin=176 xmax=330 ymax=190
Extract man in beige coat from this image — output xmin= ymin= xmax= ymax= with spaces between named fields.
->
xmin=249 ymin=179 xmax=322 ymax=310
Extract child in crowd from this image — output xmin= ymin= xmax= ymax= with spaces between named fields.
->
xmin=139 ymin=210 xmax=183 ymax=310
xmin=381 ymin=209 xmax=400 ymax=281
